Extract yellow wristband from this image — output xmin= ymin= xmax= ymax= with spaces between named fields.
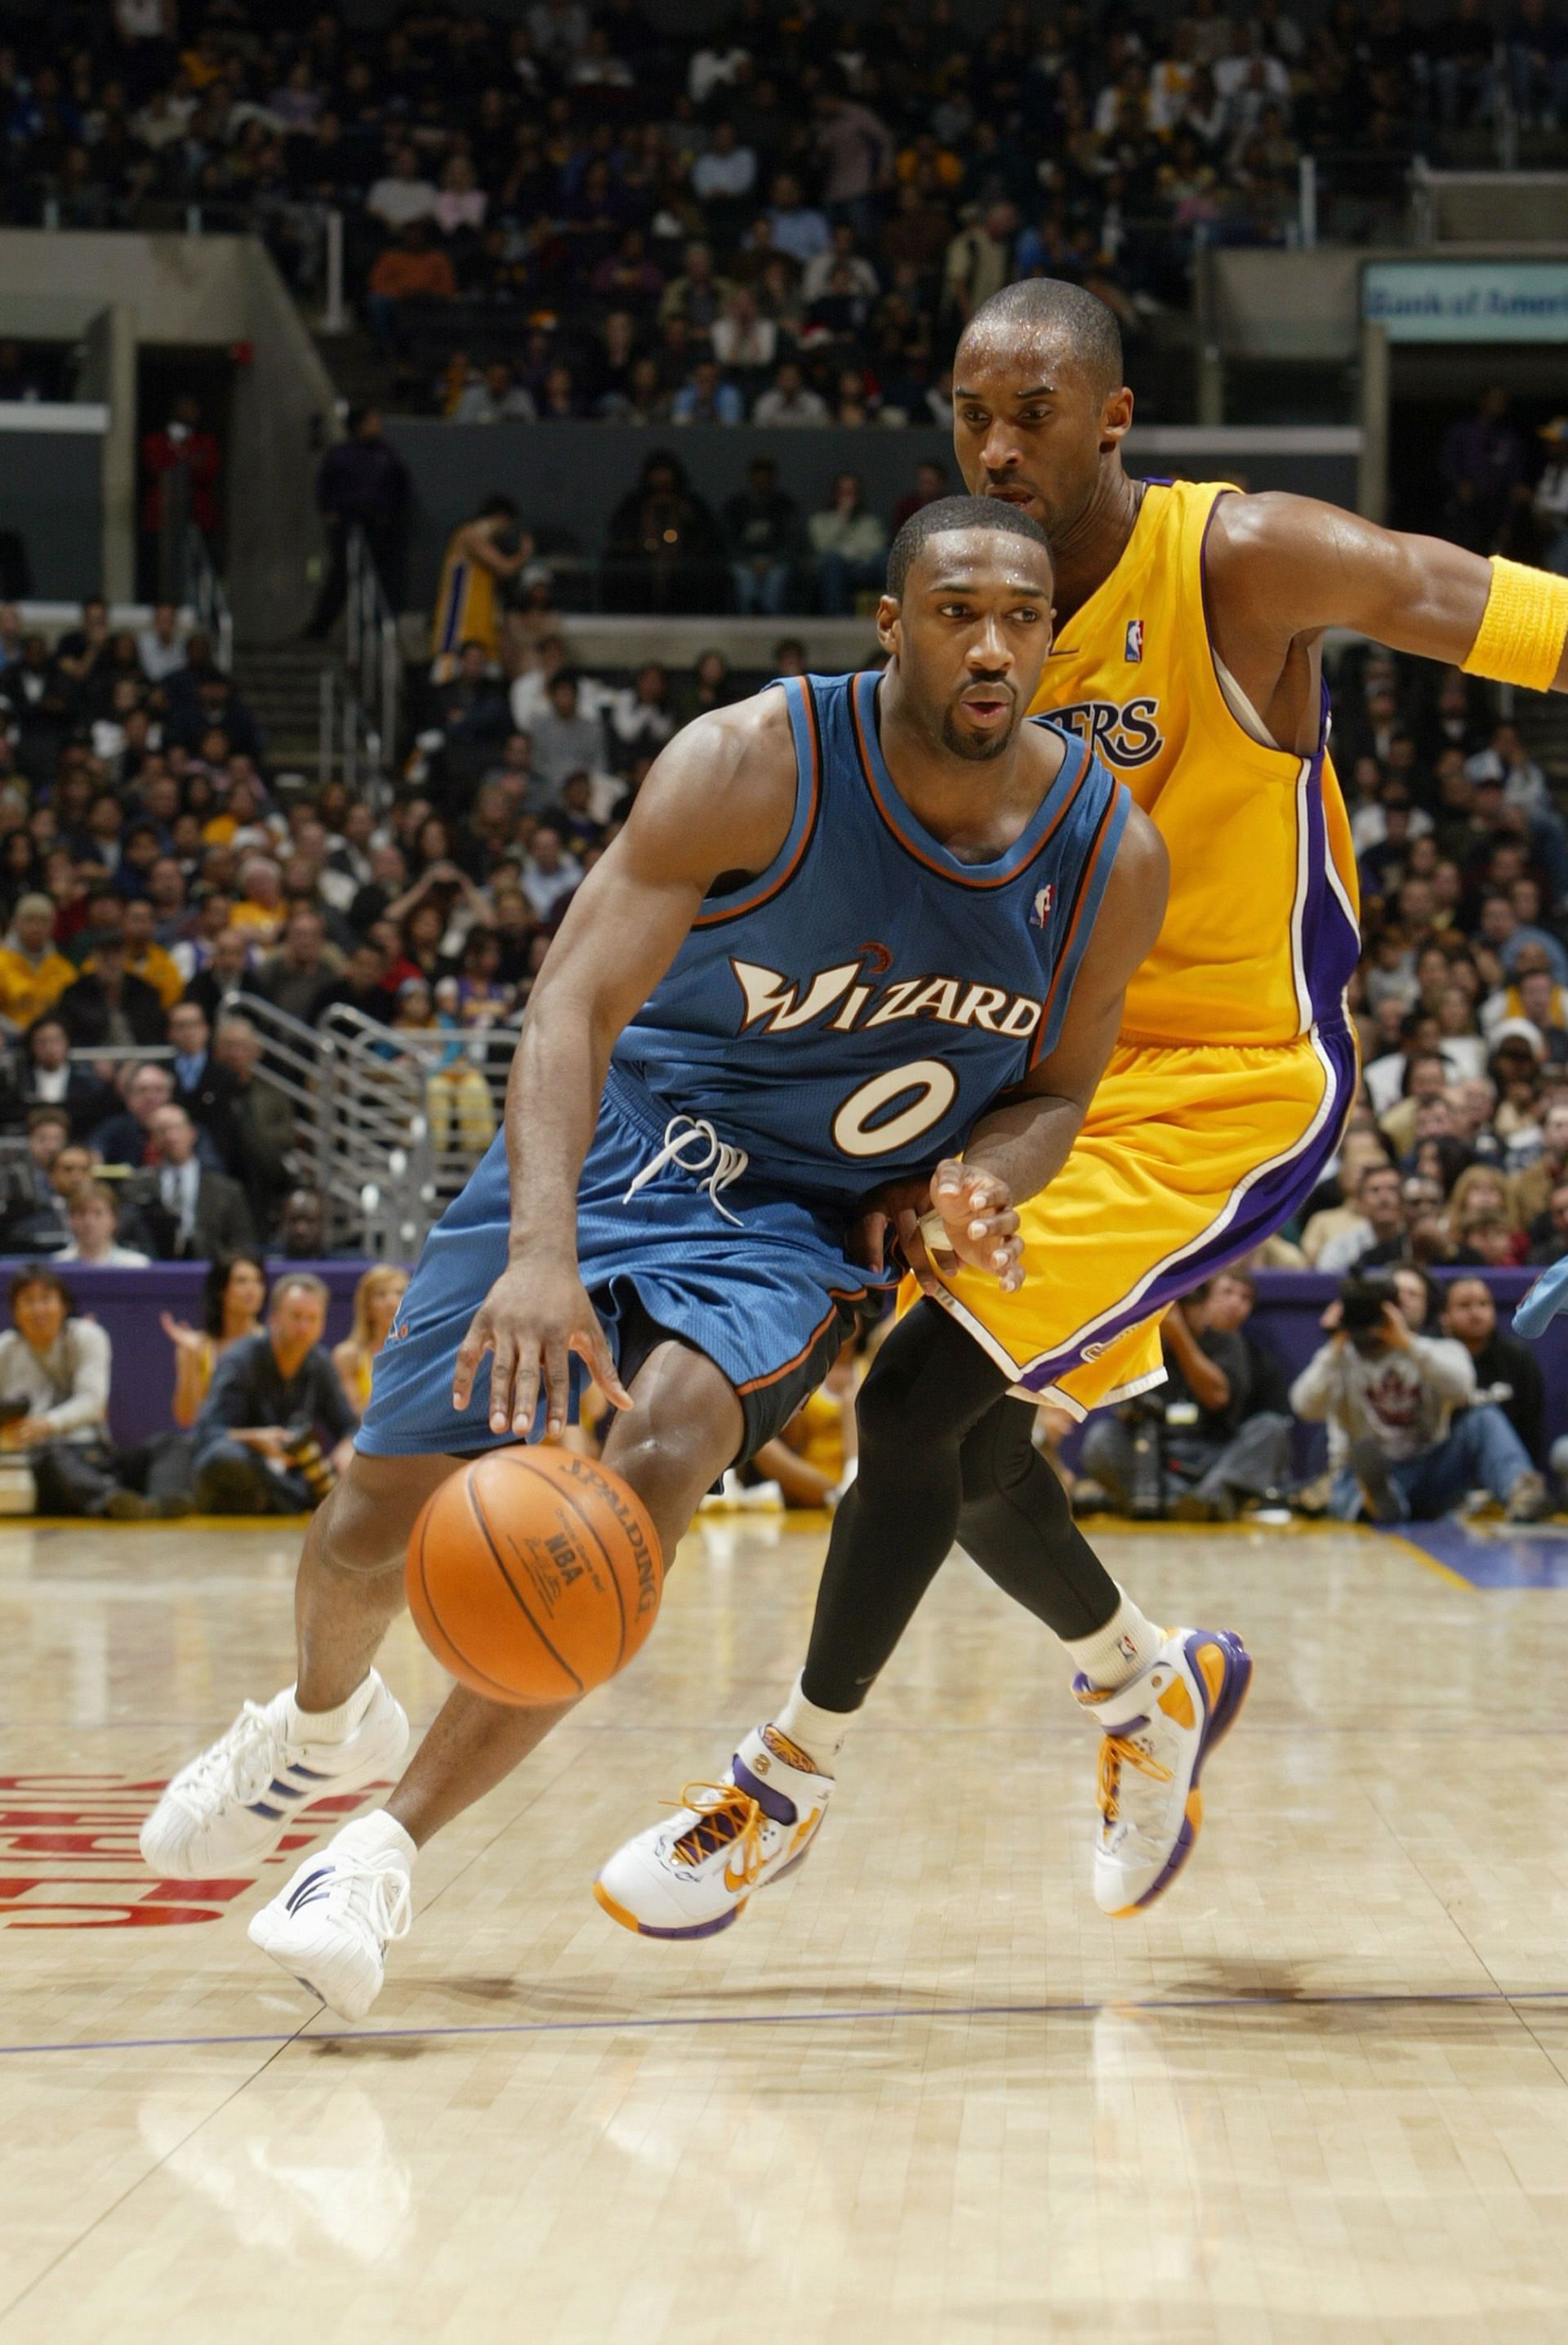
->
xmin=1461 ymin=555 xmax=1568 ymax=695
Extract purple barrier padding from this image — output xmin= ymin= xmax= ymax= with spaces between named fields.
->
xmin=0 ymin=1259 xmax=388 ymax=1443
xmin=2 ymin=1261 xmax=1563 ymax=1465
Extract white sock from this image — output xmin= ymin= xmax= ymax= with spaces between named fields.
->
xmin=772 ymin=1676 xmax=851 ymax=1774
xmin=287 ymin=1673 xmax=377 ymax=1748
xmin=1062 ymin=1589 xmax=1165 ymax=1692
xmin=331 ymin=1810 xmax=416 ymax=1867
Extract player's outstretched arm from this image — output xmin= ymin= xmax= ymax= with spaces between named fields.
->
xmin=920 ymin=803 xmax=1169 ymax=1292
xmin=451 ymin=697 xmax=796 ymax=1440
xmin=1207 ymin=493 xmax=1568 ymax=693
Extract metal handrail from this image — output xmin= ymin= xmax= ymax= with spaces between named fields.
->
xmin=344 ymin=524 xmax=403 ymax=809
xmin=185 ymin=522 xmax=234 ymax=673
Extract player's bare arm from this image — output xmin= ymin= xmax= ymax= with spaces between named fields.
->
xmin=902 ymin=804 xmax=1168 ymax=1291
xmin=1205 ymin=493 xmax=1568 ymax=753
xmin=451 ymin=695 xmax=798 ymax=1439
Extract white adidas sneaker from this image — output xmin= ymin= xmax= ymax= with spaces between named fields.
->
xmin=594 ymin=1723 xmax=833 ymax=1939
xmin=248 ymin=1813 xmax=414 ymax=2022
xmin=138 ymin=1671 xmax=410 ymax=1879
xmin=1076 ymin=1627 xmax=1252 ymax=1917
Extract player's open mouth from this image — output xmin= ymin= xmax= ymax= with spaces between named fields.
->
xmin=960 ymin=690 xmax=1013 ymax=725
xmin=986 ymin=485 xmax=1036 ymax=506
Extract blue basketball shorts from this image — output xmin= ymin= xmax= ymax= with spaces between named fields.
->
xmin=357 ymin=1064 xmax=888 ymax=1465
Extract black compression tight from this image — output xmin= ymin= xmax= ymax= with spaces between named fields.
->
xmin=800 ymin=1300 xmax=1123 ymax=1712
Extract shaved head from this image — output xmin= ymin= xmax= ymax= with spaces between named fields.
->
xmin=961 ymin=279 xmax=1124 ymax=397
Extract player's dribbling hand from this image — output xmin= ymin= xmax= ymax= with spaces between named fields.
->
xmin=924 ymin=1159 xmax=1025 ymax=1293
xmin=452 ymin=1255 xmax=633 ymax=1440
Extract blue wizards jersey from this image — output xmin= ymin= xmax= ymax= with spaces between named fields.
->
xmin=612 ymin=668 xmax=1129 ymax=1211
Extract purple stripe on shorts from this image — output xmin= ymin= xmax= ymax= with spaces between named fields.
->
xmin=1017 ymin=1015 xmax=1358 ymax=1396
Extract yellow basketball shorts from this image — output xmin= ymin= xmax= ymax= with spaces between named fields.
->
xmin=926 ymin=1025 xmax=1356 ymax=1418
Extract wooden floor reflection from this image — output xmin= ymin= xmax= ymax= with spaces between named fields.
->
xmin=2 ymin=1510 xmax=1567 ymax=2343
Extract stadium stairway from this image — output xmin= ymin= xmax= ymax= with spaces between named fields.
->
xmin=233 ymin=640 xmax=327 ymax=779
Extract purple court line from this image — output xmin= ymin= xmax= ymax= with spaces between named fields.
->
xmin=7 ymin=1985 xmax=1568 ymax=2060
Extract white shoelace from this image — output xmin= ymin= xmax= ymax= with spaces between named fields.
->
xmin=170 ymin=1700 xmax=283 ymax=1814
xmin=332 ymin=1856 xmax=413 ymax=1946
xmin=623 ymin=1115 xmax=749 ymax=1225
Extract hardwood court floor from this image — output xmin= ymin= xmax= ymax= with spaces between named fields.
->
xmin=2 ymin=1510 xmax=1568 ymax=2345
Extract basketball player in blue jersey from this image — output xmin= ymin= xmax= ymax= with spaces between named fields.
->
xmin=138 ymin=494 xmax=1173 ymax=2019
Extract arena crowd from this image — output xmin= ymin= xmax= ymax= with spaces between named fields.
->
xmin=7 ymin=0 xmax=1564 ymax=423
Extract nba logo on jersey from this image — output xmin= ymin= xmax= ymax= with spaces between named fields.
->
xmin=1029 ymin=883 xmax=1055 ymax=929
xmin=1125 ymin=618 xmax=1145 ymax=663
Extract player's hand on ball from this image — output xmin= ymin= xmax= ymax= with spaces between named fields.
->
xmin=452 ymin=1255 xmax=632 ymax=1440
xmin=926 ymin=1160 xmax=1025 ymax=1293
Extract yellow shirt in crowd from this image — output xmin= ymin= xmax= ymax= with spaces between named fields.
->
xmin=0 ymin=947 xmax=76 ymax=1028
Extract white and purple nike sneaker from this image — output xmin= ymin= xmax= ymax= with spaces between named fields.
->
xmin=1076 ymin=1627 xmax=1252 ymax=1916
xmin=594 ymin=1723 xmax=833 ymax=1940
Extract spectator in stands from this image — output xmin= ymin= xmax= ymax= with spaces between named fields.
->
xmin=185 ymin=925 xmax=252 ymax=1028
xmin=808 ymin=472 xmax=889 ymax=614
xmin=0 ymin=1107 xmax=74 ymax=1252
xmin=120 ymin=898 xmax=183 ymax=1012
xmin=367 ymin=223 xmax=457 ymax=355
xmin=91 ymin=1062 xmax=176 ymax=1170
xmin=140 ymin=395 xmax=220 ymax=594
xmin=670 ymin=359 xmax=745 ymax=426
xmin=0 ymin=1016 xmax=107 ymax=1143
xmin=724 ymin=457 xmax=800 ymax=617
xmin=277 ymin=1185 xmax=330 ymax=1259
xmin=603 ymin=449 xmax=726 ymax=614
xmin=162 ymin=1252 xmax=268 ymax=1431
xmin=1441 ymin=1273 xmax=1545 ymax=1464
xmin=1291 ymin=1271 xmax=1548 ymax=1522
xmin=59 ymin=1180 xmax=151 ymax=1268
xmin=450 ymin=361 xmax=538 ymax=426
xmin=1512 ymin=1099 xmax=1568 ymax=1232
xmin=0 ymin=895 xmax=78 ymax=1033
xmin=136 ymin=602 xmax=185 ymax=684
xmin=1528 ymin=1176 xmax=1568 ymax=1264
xmin=332 ymin=1264 xmax=412 ymax=1418
xmin=1078 ymin=1274 xmax=1292 ymax=1522
xmin=125 ymin=1101 xmax=254 ymax=1259
xmin=525 ymin=674 xmax=605 ymax=798
xmin=55 ymin=930 xmax=164 ymax=1050
xmin=1379 ymin=1047 xmax=1452 ymax=1159
xmin=752 ymin=359 xmax=831 ymax=427
xmin=305 ymin=407 xmax=412 ymax=637
xmin=251 ymin=906 xmax=336 ymax=1026
xmin=189 ymin=1271 xmax=356 ymax=1515
xmin=519 ymin=820 xmax=581 ymax=923
xmin=212 ymin=1014 xmax=296 ymax=1224
xmin=0 ymin=1267 xmax=183 ymax=1519
xmin=165 ymin=998 xmax=239 ymax=1158
xmin=1440 ymin=388 xmax=1527 ymax=554
xmin=607 ymin=663 xmax=676 ymax=769
xmin=1314 ymin=1160 xmax=1410 ymax=1273
xmin=366 ymin=145 xmax=439 ymax=234
xmin=892 ymin=459 xmax=951 ymax=534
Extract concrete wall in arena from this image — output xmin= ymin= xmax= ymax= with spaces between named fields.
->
xmin=0 ymin=409 xmax=105 ymax=595
xmin=0 ymin=233 xmax=336 ymax=640
xmin=385 ymin=421 xmax=1362 ymax=612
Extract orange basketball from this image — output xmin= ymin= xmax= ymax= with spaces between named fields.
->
xmin=405 ymin=1447 xmax=664 ymax=1705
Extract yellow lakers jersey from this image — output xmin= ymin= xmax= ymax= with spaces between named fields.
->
xmin=432 ymin=535 xmax=500 ymax=666
xmin=1030 ymin=479 xmax=1361 ymax=1048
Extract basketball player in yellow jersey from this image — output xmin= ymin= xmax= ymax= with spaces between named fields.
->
xmin=599 ymin=275 xmax=1568 ymax=1942
xmin=430 ymin=492 xmax=529 ymax=681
